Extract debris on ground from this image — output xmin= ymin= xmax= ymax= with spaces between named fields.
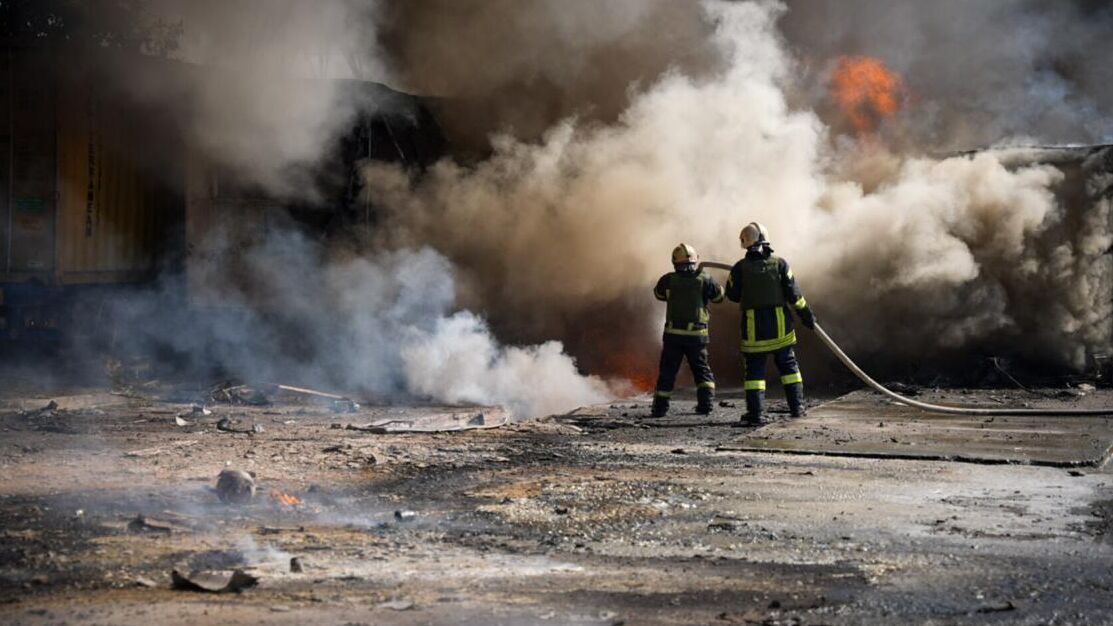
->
xmin=20 ymin=400 xmax=59 ymax=418
xmin=885 ymin=382 xmax=921 ymax=396
xmin=171 ymin=569 xmax=259 ymax=593
xmin=209 ymin=381 xmax=271 ymax=406
xmin=176 ymin=405 xmax=212 ymax=424
xmin=346 ymin=407 xmax=508 ymax=433
xmin=215 ymin=469 xmax=256 ymax=504
xmin=127 ymin=515 xmax=183 ymax=534
xmin=217 ymin=416 xmax=264 ymax=434
xmin=124 ymin=440 xmax=199 ymax=458
xmin=394 ymin=509 xmax=417 ymax=522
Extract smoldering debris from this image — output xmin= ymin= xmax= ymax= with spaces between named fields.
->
xmin=215 ymin=470 xmax=257 ymax=505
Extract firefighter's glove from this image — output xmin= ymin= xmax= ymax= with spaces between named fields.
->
xmin=798 ymin=307 xmax=817 ymax=330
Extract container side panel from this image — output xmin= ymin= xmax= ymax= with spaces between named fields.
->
xmin=8 ymin=51 xmax=56 ymax=276
xmin=56 ymin=65 xmax=181 ymax=285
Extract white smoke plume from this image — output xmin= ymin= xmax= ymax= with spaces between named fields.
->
xmin=365 ymin=0 xmax=1113 ymax=375
xmin=102 ymin=236 xmax=610 ymax=418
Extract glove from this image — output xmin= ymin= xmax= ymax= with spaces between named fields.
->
xmin=798 ymin=307 xmax=817 ymax=330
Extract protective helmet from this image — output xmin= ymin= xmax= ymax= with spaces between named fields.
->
xmin=739 ymin=222 xmax=769 ymax=249
xmin=671 ymin=243 xmax=699 ymax=265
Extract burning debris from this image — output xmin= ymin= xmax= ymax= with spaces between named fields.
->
xmin=268 ymin=490 xmax=303 ymax=508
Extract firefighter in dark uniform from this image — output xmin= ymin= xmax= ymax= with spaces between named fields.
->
xmin=726 ymin=222 xmax=817 ymax=425
xmin=651 ymin=244 xmax=725 ymax=417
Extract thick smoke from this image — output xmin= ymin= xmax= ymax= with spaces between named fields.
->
xmin=121 ymin=0 xmax=393 ymax=198
xmin=101 ymin=235 xmax=609 ymax=418
xmin=73 ymin=0 xmax=1113 ymax=415
xmin=365 ymin=0 xmax=1113 ymax=375
xmin=378 ymin=0 xmax=721 ymax=152
xmin=71 ymin=1 xmax=613 ymax=417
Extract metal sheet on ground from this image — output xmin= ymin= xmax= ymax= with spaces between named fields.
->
xmin=719 ymin=392 xmax=1113 ymax=467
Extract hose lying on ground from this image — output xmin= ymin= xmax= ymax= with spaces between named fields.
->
xmin=699 ymin=261 xmax=1113 ymax=416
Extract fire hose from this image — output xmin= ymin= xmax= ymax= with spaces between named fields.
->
xmin=699 ymin=262 xmax=1113 ymax=416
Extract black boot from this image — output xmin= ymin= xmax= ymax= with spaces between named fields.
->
xmin=742 ymin=389 xmax=766 ymax=425
xmin=651 ymin=396 xmax=670 ymax=417
xmin=695 ymin=387 xmax=714 ymax=415
xmin=785 ymin=382 xmax=806 ymax=417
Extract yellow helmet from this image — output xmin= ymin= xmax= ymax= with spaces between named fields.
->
xmin=739 ymin=222 xmax=769 ymax=249
xmin=671 ymin=243 xmax=699 ymax=265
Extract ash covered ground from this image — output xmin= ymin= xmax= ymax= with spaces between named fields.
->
xmin=0 ymin=380 xmax=1111 ymax=626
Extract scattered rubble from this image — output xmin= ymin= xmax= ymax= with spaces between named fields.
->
xmin=345 ymin=407 xmax=508 ymax=433
xmin=215 ymin=469 xmax=257 ymax=504
xmin=171 ymin=569 xmax=259 ymax=593
xmin=216 ymin=416 xmax=264 ymax=434
xmin=127 ymin=515 xmax=182 ymax=534
xmin=124 ymin=440 xmax=199 ymax=458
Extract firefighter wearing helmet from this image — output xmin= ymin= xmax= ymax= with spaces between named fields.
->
xmin=726 ymin=222 xmax=817 ymax=425
xmin=651 ymin=243 xmax=725 ymax=417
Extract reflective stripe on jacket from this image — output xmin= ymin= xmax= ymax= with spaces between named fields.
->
xmin=726 ymin=250 xmax=808 ymax=353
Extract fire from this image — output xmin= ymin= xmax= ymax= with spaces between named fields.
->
xmin=605 ymin=351 xmax=657 ymax=393
xmin=269 ymin=490 xmax=302 ymax=507
xmin=830 ymin=55 xmax=903 ymax=134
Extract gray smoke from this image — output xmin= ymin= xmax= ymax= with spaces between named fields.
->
xmin=116 ymin=0 xmax=392 ymax=198
xmin=75 ymin=0 xmax=1113 ymax=415
xmin=100 ymin=232 xmax=609 ymax=418
xmin=377 ymin=0 xmax=722 ymax=152
xmin=364 ymin=0 xmax=1113 ymax=374
xmin=70 ymin=1 xmax=614 ymax=416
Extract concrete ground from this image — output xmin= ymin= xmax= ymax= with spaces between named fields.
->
xmin=0 ymin=384 xmax=1111 ymax=625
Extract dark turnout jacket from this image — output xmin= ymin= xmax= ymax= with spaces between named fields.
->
xmin=654 ymin=267 xmax=725 ymax=343
xmin=726 ymin=248 xmax=810 ymax=353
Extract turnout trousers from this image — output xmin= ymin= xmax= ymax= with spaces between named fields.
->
xmin=653 ymin=335 xmax=715 ymax=415
xmin=743 ymin=346 xmax=805 ymax=418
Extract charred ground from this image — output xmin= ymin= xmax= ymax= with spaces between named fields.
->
xmin=0 ymin=384 xmax=1111 ymax=625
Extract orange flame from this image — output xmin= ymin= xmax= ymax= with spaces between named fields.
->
xmin=605 ymin=351 xmax=657 ymax=393
xmin=830 ymin=56 xmax=903 ymax=135
xmin=269 ymin=490 xmax=302 ymax=507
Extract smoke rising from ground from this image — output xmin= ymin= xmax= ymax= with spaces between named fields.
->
xmin=365 ymin=0 xmax=1113 ymax=373
xmin=98 ymin=237 xmax=609 ymax=418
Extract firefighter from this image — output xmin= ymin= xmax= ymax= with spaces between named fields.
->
xmin=651 ymin=243 xmax=725 ymax=417
xmin=726 ymin=222 xmax=817 ymax=425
